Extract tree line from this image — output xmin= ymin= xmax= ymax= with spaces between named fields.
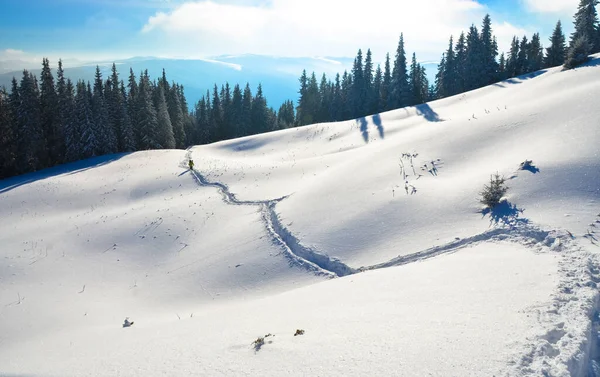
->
xmin=295 ymin=0 xmax=600 ymax=126
xmin=191 ymin=83 xmax=295 ymax=146
xmin=0 ymin=61 xmax=200 ymax=179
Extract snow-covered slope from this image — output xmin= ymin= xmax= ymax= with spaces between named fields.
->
xmin=1 ymin=56 xmax=599 ymax=377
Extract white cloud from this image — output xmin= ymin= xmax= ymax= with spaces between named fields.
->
xmin=141 ymin=0 xmax=487 ymax=62
xmin=522 ymin=0 xmax=578 ymax=14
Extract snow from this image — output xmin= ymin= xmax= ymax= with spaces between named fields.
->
xmin=1 ymin=56 xmax=599 ymax=376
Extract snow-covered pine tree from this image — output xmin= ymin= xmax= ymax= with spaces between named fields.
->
xmin=154 ymin=85 xmax=176 ymax=149
xmin=92 ymin=66 xmax=116 ymax=155
xmin=136 ymin=71 xmax=160 ymax=150
xmin=166 ymin=84 xmax=186 ymax=149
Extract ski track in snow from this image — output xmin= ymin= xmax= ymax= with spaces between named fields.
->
xmin=182 ymin=151 xmax=354 ymax=278
xmin=183 ymin=151 xmax=600 ymax=376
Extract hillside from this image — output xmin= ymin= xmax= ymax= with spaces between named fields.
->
xmin=0 ymin=56 xmax=599 ymax=377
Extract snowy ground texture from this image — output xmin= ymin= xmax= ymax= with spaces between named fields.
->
xmin=1 ymin=56 xmax=599 ymax=376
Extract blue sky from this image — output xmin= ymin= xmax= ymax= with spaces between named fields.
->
xmin=0 ymin=0 xmax=580 ymax=65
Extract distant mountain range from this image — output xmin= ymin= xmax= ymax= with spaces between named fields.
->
xmin=0 ymin=55 xmax=438 ymax=110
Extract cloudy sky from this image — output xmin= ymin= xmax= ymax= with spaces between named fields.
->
xmin=0 ymin=0 xmax=581 ymax=66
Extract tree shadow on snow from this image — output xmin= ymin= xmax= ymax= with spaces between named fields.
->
xmin=480 ymin=200 xmax=527 ymax=226
xmin=0 ymin=153 xmax=131 ymax=194
xmin=358 ymin=116 xmax=369 ymax=143
xmin=218 ymin=137 xmax=271 ymax=152
xmin=357 ymin=114 xmax=385 ymax=143
xmin=372 ymin=113 xmax=384 ymax=138
xmin=415 ymin=103 xmax=443 ymax=122
xmin=493 ymin=70 xmax=548 ymax=88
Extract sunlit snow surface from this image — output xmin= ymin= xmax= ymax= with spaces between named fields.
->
xmin=1 ymin=56 xmax=599 ymax=376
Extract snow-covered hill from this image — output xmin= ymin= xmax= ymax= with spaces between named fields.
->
xmin=1 ymin=56 xmax=599 ymax=377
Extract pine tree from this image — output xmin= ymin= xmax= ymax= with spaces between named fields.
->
xmin=166 ymin=84 xmax=186 ymax=148
xmin=221 ymin=82 xmax=233 ymax=140
xmin=210 ymin=84 xmax=222 ymax=141
xmin=464 ymin=24 xmax=484 ymax=90
xmin=391 ymin=34 xmax=409 ymax=109
xmin=364 ymin=49 xmax=374 ymax=115
xmin=92 ymin=66 xmax=116 ymax=154
xmin=40 ymin=58 xmax=61 ymax=167
xmin=119 ymin=81 xmax=135 ymax=152
xmin=77 ymin=80 xmax=98 ymax=159
xmin=177 ymin=84 xmax=194 ymax=147
xmin=516 ymin=35 xmax=529 ymax=75
xmin=194 ymin=96 xmax=209 ymax=144
xmin=17 ymin=70 xmax=45 ymax=172
xmin=545 ymin=20 xmax=567 ymax=67
xmin=317 ymin=73 xmax=330 ymax=123
xmin=251 ymin=84 xmax=269 ymax=133
xmin=506 ymin=36 xmax=520 ymax=77
xmin=409 ymin=53 xmax=420 ymax=106
xmin=241 ymin=83 xmax=252 ymax=136
xmin=480 ymin=15 xmax=499 ymax=85
xmin=277 ymin=100 xmax=295 ymax=128
xmin=372 ymin=64 xmax=382 ymax=114
xmin=564 ymin=34 xmax=593 ymax=68
xmin=570 ymin=0 xmax=599 ymax=53
xmin=107 ymin=63 xmax=124 ymax=152
xmin=62 ymin=79 xmax=81 ymax=162
xmin=0 ymin=87 xmax=16 ymax=178
xmin=381 ymin=53 xmax=392 ymax=111
xmin=527 ymin=33 xmax=544 ymax=72
xmin=419 ymin=65 xmax=429 ymax=104
xmin=127 ymin=69 xmax=140 ymax=148
xmin=230 ymin=84 xmax=243 ymax=138
xmin=296 ymin=70 xmax=309 ymax=126
xmin=55 ymin=59 xmax=70 ymax=163
xmin=332 ymin=73 xmax=342 ymax=121
xmin=443 ymin=36 xmax=456 ymax=96
xmin=434 ymin=53 xmax=446 ymax=99
xmin=454 ymin=32 xmax=467 ymax=93
xmin=498 ymin=53 xmax=507 ymax=80
xmin=351 ymin=49 xmax=365 ymax=118
xmin=341 ymin=70 xmax=353 ymax=120
xmin=154 ymin=85 xmax=176 ymax=149
xmin=136 ymin=72 xmax=160 ymax=149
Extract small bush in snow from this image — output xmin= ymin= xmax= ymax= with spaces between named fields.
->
xmin=480 ymin=173 xmax=508 ymax=208
xmin=252 ymin=333 xmax=274 ymax=351
xmin=294 ymin=329 xmax=305 ymax=336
